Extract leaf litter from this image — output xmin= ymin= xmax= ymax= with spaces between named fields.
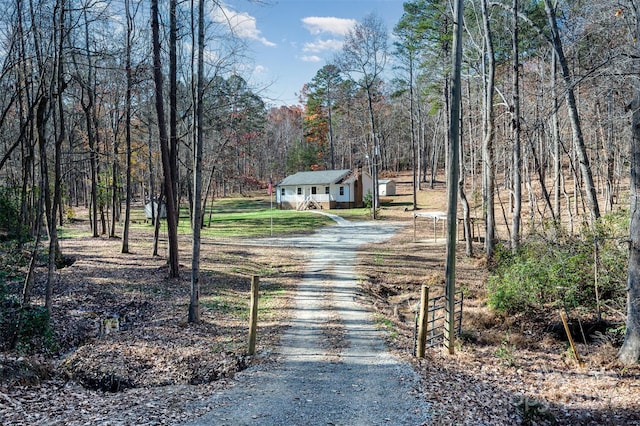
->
xmin=2 ymin=214 xmax=640 ymax=425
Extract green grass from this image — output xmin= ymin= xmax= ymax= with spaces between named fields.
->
xmin=201 ymin=282 xmax=287 ymax=321
xmin=57 ymin=227 xmax=93 ymax=239
xmin=196 ymin=210 xmax=333 ymax=237
xmin=202 ymin=291 xmax=247 ymax=318
xmin=373 ymin=312 xmax=398 ymax=340
xmin=128 ymin=197 xmax=339 ymax=238
xmin=63 ymin=197 xmax=373 ymax=239
xmin=207 ymin=197 xmax=273 ymax=213
xmin=326 ymin=208 xmax=373 ymax=221
xmin=255 ymin=282 xmax=288 ymax=321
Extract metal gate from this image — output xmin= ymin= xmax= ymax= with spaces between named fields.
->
xmin=414 ymin=291 xmax=464 ymax=353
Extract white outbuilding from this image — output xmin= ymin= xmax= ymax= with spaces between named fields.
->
xmin=378 ymin=179 xmax=396 ymax=196
xmin=144 ymin=201 xmax=166 ymax=220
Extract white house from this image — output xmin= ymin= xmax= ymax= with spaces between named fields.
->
xmin=275 ymin=169 xmax=372 ymax=210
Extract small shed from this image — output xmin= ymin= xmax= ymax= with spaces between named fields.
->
xmin=145 ymin=201 xmax=166 ymax=219
xmin=378 ymin=179 xmax=396 ymax=196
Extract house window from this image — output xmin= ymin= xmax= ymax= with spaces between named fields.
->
xmin=281 ymin=187 xmax=285 ymax=196
xmin=311 ymin=186 xmax=317 ymax=195
xmin=339 ymin=186 xmax=344 ymax=196
xmin=297 ymin=187 xmax=302 ymax=195
xmin=325 ymin=186 xmax=330 ymax=194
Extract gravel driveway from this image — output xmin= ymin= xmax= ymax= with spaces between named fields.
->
xmin=184 ymin=217 xmax=431 ymax=425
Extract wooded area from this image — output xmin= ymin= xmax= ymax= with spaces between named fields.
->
xmin=1 ymin=0 xmax=640 ymax=373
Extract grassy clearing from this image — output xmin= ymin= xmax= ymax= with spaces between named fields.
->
xmin=201 ymin=282 xmax=287 ymax=323
xmin=58 ymin=226 xmax=93 ymax=239
xmin=326 ymin=208 xmax=373 ymax=221
xmin=202 ymin=290 xmax=248 ymax=319
xmin=196 ymin=210 xmax=333 ymax=237
xmin=69 ymin=197 xmax=340 ymax=238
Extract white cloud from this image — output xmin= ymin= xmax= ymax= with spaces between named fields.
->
xmin=301 ymin=55 xmax=322 ymax=63
xmin=303 ymin=39 xmax=343 ymax=53
xmin=253 ymin=65 xmax=267 ymax=74
xmin=302 ymin=17 xmax=356 ymax=36
xmin=211 ymin=5 xmax=276 ymax=47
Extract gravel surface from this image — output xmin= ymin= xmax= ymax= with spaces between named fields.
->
xmin=183 ymin=217 xmax=431 ymax=425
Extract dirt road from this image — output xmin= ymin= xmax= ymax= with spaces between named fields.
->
xmin=184 ymin=218 xmax=431 ymax=425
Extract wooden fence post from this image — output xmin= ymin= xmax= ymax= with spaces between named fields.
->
xmin=560 ymin=310 xmax=584 ymax=367
xmin=416 ymin=285 xmax=429 ymax=358
xmin=248 ymin=275 xmax=259 ymax=355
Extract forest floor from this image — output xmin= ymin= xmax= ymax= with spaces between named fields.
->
xmin=2 ymin=173 xmax=640 ymax=425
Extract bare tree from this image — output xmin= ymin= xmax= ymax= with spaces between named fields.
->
xmin=151 ymin=0 xmax=179 ymax=278
xmin=542 ymin=0 xmax=600 ymax=222
xmin=394 ymin=0 xmax=429 ymax=211
xmin=121 ymin=0 xmax=135 ymax=253
xmin=169 ymin=0 xmax=179 ymax=219
xmin=480 ymin=0 xmax=496 ymax=259
xmin=445 ymin=0 xmax=463 ymax=354
xmin=510 ymin=0 xmax=522 ymax=252
xmin=335 ymin=14 xmax=388 ymax=219
xmin=44 ymin=0 xmax=68 ymax=313
xmin=621 ymin=82 xmax=640 ymax=363
xmin=619 ymin=0 xmax=640 ymax=365
xmin=188 ymin=0 xmax=206 ymax=323
xmin=73 ymin=7 xmax=99 ymax=237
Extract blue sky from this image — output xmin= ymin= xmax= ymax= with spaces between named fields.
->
xmin=214 ymin=0 xmax=406 ymax=107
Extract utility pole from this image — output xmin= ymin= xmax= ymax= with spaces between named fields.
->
xmin=373 ymin=141 xmax=379 ymax=219
xmin=444 ymin=0 xmax=464 ymax=354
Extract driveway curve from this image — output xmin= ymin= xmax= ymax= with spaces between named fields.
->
xmin=184 ymin=218 xmax=431 ymax=425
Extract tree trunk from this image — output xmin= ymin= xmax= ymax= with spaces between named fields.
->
xmin=153 ymin=191 xmax=163 ymax=258
xmin=459 ymin=124 xmax=472 ymax=257
xmin=51 ymin=0 xmax=65 ymax=271
xmin=551 ymin=47 xmax=562 ymax=223
xmin=100 ymin=204 xmax=107 ymax=235
xmin=110 ymin=140 xmax=119 ymax=238
xmin=620 ymin=86 xmax=640 ymax=364
xmin=429 ymin=114 xmax=440 ymax=188
xmin=366 ymin=88 xmax=379 ymax=218
xmin=18 ymin=50 xmax=36 ymax=237
xmin=121 ymin=0 xmax=133 ymax=253
xmin=417 ymin=97 xmax=425 ymax=190
xmin=22 ymin=173 xmax=46 ymax=306
xmin=41 ymin=0 xmax=66 ymax=313
xmin=481 ymin=0 xmax=496 ymax=259
xmin=327 ymin=77 xmax=335 ymax=170
xmin=409 ymin=52 xmax=418 ymax=211
xmin=203 ymin=166 xmax=216 ymax=227
xmin=36 ymin=95 xmax=54 ymax=312
xmin=511 ymin=0 xmax=522 ymax=252
xmin=189 ymin=0 xmax=205 ymax=323
xmin=152 ymin=0 xmax=179 ymax=278
xmin=605 ymin=88 xmax=615 ymax=212
xmin=76 ymin=8 xmax=100 ymax=238
xmin=169 ymin=0 xmax=179 ymax=221
xmin=528 ymin=128 xmax=554 ymax=221
xmin=619 ymin=8 xmax=640 ymax=365
xmin=147 ymin=123 xmax=157 ymax=252
xmin=543 ymin=0 xmax=600 ymax=222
